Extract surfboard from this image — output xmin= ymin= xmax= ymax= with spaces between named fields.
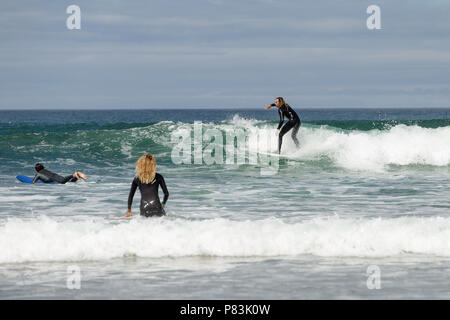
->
xmin=113 ymin=216 xmax=133 ymax=220
xmin=16 ymin=175 xmax=58 ymax=184
xmin=255 ymin=150 xmax=293 ymax=159
xmin=257 ymin=150 xmax=282 ymax=157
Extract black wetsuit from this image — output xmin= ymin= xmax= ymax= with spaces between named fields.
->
xmin=32 ymin=169 xmax=78 ymax=184
xmin=128 ymin=173 xmax=169 ymax=217
xmin=272 ymin=103 xmax=301 ymax=153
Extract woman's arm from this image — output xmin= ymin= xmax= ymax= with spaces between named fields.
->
xmin=125 ymin=178 xmax=138 ymax=216
xmin=277 ymin=107 xmax=285 ymax=130
xmin=32 ymin=173 xmax=41 ymax=184
xmin=159 ymin=175 xmax=169 ymax=207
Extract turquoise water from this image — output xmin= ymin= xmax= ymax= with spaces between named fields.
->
xmin=1 ymin=108 xmax=450 ymax=299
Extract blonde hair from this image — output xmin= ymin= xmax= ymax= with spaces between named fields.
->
xmin=136 ymin=153 xmax=156 ymax=184
xmin=275 ymin=97 xmax=287 ymax=107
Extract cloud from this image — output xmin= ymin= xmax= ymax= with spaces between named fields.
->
xmin=1 ymin=0 xmax=450 ymax=109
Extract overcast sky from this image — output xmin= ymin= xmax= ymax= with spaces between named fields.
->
xmin=1 ymin=0 xmax=450 ymax=109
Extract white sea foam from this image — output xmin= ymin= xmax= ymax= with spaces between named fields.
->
xmin=1 ymin=216 xmax=450 ymax=263
xmin=219 ymin=120 xmax=450 ymax=171
xmin=290 ymin=124 xmax=450 ymax=171
xmin=153 ymin=117 xmax=450 ymax=171
xmin=0 ymin=195 xmax=59 ymax=203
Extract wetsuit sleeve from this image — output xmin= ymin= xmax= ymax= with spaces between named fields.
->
xmin=159 ymin=175 xmax=169 ymax=205
xmin=127 ymin=178 xmax=138 ymax=210
xmin=32 ymin=173 xmax=39 ymax=184
xmin=277 ymin=107 xmax=285 ymax=130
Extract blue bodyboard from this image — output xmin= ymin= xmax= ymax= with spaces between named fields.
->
xmin=16 ymin=175 xmax=58 ymax=184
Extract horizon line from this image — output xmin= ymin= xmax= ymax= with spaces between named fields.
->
xmin=1 ymin=106 xmax=450 ymax=111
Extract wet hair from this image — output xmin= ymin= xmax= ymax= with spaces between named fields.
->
xmin=135 ymin=153 xmax=156 ymax=184
xmin=275 ymin=97 xmax=286 ymax=106
xmin=35 ymin=163 xmax=44 ymax=172
xmin=275 ymin=97 xmax=289 ymax=108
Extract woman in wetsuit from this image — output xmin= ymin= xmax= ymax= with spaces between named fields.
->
xmin=125 ymin=153 xmax=169 ymax=218
xmin=264 ymin=97 xmax=301 ymax=154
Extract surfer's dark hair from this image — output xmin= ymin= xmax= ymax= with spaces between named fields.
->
xmin=35 ymin=163 xmax=44 ymax=172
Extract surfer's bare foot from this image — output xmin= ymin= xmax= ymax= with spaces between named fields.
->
xmin=75 ymin=172 xmax=87 ymax=180
xmin=124 ymin=209 xmax=132 ymax=218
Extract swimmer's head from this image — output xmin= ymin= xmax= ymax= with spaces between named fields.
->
xmin=136 ymin=153 xmax=156 ymax=184
xmin=35 ymin=163 xmax=44 ymax=172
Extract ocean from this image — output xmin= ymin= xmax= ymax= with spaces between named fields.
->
xmin=1 ymin=108 xmax=450 ymax=299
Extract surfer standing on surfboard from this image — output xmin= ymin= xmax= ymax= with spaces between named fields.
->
xmin=124 ymin=153 xmax=169 ymax=218
xmin=264 ymin=97 xmax=301 ymax=154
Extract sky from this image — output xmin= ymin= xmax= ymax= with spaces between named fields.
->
xmin=1 ymin=0 xmax=450 ymax=109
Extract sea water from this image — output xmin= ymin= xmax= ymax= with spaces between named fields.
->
xmin=1 ymin=108 xmax=450 ymax=299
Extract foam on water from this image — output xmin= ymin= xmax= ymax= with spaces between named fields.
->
xmin=3 ymin=114 xmax=450 ymax=172
xmin=0 ymin=195 xmax=60 ymax=203
xmin=1 ymin=110 xmax=450 ymax=298
xmin=222 ymin=118 xmax=450 ymax=171
xmin=1 ymin=215 xmax=450 ymax=263
xmin=166 ymin=117 xmax=450 ymax=171
xmin=292 ymin=124 xmax=450 ymax=171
